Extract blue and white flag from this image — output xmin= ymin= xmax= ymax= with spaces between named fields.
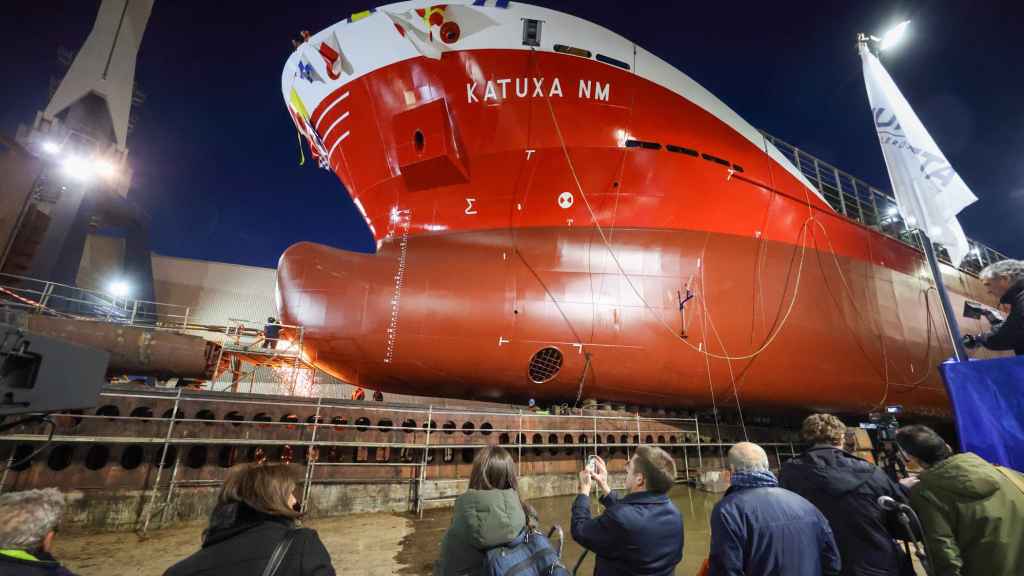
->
xmin=860 ymin=44 xmax=978 ymax=265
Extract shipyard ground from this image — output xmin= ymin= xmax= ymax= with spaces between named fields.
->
xmin=55 ymin=488 xmax=719 ymax=576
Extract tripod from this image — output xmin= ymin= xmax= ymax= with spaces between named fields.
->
xmin=874 ymin=437 xmax=908 ymax=483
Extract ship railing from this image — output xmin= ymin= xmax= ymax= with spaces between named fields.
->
xmin=761 ymin=132 xmax=1009 ymax=274
xmin=0 ymin=271 xmax=193 ymax=329
xmin=0 ymin=272 xmax=313 ymax=393
xmin=0 ymin=388 xmax=799 ymax=530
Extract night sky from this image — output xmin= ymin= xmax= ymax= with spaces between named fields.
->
xmin=2 ymin=1 xmax=1020 ymax=268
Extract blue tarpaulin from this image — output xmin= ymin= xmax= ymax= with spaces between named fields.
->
xmin=940 ymin=356 xmax=1024 ymax=472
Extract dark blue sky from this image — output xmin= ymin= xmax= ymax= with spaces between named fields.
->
xmin=2 ymin=1 xmax=1020 ymax=268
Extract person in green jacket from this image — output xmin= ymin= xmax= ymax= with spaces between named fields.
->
xmin=435 ymin=445 xmax=537 ymax=576
xmin=895 ymin=425 xmax=1024 ymax=576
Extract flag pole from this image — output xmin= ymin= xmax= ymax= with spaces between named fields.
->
xmin=857 ymin=34 xmax=970 ymax=362
xmin=917 ymin=229 xmax=969 ymax=361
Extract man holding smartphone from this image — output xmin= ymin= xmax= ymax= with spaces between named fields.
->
xmin=571 ymin=447 xmax=684 ymax=575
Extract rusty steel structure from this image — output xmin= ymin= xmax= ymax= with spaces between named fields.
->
xmin=18 ymin=315 xmax=220 ymax=380
xmin=0 ymin=385 xmax=799 ymax=533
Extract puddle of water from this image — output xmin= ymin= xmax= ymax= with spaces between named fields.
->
xmin=398 ymin=485 xmax=721 ymax=575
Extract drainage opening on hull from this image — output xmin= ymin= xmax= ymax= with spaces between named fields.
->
xmin=528 ymin=347 xmax=563 ymax=384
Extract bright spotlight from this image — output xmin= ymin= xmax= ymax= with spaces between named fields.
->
xmin=880 ymin=20 xmax=910 ymax=51
xmin=61 ymin=155 xmax=93 ymax=180
xmin=886 ymin=206 xmax=899 ymax=216
xmin=42 ymin=141 xmax=60 ymax=155
xmin=95 ymin=159 xmax=118 ymax=178
xmin=108 ymin=280 xmax=131 ymax=298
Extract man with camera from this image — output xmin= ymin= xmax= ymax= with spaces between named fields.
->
xmin=780 ymin=414 xmax=912 ymax=576
xmin=571 ymin=447 xmax=684 ymax=575
xmin=963 ymin=259 xmax=1024 ymax=355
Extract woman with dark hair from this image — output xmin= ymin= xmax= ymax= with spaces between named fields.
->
xmin=165 ymin=463 xmax=335 ymax=576
xmin=435 ymin=445 xmax=537 ymax=575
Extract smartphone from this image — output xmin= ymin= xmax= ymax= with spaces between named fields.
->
xmin=586 ymin=455 xmax=598 ymax=473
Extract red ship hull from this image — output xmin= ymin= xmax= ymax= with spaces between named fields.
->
xmin=278 ymin=6 xmax=998 ymax=416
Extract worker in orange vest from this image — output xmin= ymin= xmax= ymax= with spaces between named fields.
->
xmin=351 ymin=387 xmax=365 ymax=401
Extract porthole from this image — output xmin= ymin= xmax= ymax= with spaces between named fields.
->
xmin=528 ymin=347 xmax=563 ymax=384
xmin=47 ymin=445 xmax=74 ymax=471
xmin=218 ymin=446 xmax=236 ymax=468
xmin=121 ymin=446 xmax=144 ymax=470
xmin=186 ymin=446 xmax=207 ymax=469
xmin=162 ymin=409 xmax=185 ymax=421
xmin=155 ymin=446 xmax=178 ymax=468
xmin=85 ymin=445 xmax=110 ymax=470
xmin=96 ymin=405 xmax=120 ymax=421
xmin=10 ymin=445 xmax=34 ymax=471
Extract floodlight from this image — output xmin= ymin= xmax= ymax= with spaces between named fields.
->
xmin=61 ymin=155 xmax=93 ymax=180
xmin=108 ymin=280 xmax=131 ymax=298
xmin=880 ymin=20 xmax=910 ymax=51
xmin=95 ymin=159 xmax=118 ymax=178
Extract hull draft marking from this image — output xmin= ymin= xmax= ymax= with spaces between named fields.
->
xmin=384 ymin=209 xmax=412 ymax=364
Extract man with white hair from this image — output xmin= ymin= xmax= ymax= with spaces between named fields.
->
xmin=964 ymin=259 xmax=1024 ymax=355
xmin=708 ymin=442 xmax=840 ymax=576
xmin=0 ymin=488 xmax=78 ymax=575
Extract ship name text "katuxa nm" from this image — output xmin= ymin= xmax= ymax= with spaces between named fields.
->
xmin=466 ymin=77 xmax=611 ymax=103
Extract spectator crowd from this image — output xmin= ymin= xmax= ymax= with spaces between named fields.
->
xmin=1 ymin=416 xmax=1022 ymax=576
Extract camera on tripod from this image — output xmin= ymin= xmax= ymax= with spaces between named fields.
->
xmin=864 ymin=404 xmax=902 ymax=440
xmin=860 ymin=405 xmax=907 ymax=481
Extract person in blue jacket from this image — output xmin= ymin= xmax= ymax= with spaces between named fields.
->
xmin=571 ymin=446 xmax=684 ymax=576
xmin=709 ymin=442 xmax=841 ymax=576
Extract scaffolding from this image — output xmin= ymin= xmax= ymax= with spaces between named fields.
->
xmin=0 ymin=388 xmax=800 ymax=535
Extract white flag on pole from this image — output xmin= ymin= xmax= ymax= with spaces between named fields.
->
xmin=859 ymin=44 xmax=978 ymax=265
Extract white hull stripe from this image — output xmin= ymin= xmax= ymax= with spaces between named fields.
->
xmin=323 ymin=111 xmax=351 ymax=143
xmin=328 ymin=130 xmax=351 ymax=159
xmin=314 ymin=91 xmax=350 ymax=132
